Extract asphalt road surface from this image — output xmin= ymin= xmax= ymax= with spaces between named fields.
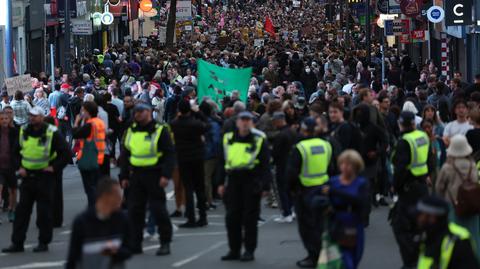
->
xmin=0 ymin=165 xmax=401 ymax=269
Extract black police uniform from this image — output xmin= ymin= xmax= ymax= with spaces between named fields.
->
xmin=8 ymin=123 xmax=70 ymax=250
xmin=219 ymin=129 xmax=271 ymax=257
xmin=119 ymin=120 xmax=175 ymax=254
xmin=286 ymin=135 xmax=336 ymax=264
xmin=391 ymin=130 xmax=435 ymax=268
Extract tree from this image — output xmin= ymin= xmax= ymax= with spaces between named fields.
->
xmin=166 ymin=0 xmax=177 ymax=48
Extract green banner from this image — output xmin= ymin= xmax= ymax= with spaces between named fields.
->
xmin=197 ymin=59 xmax=252 ymax=107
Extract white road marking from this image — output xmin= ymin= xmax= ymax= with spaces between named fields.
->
xmin=174 ymin=231 xmax=226 ymax=237
xmin=0 ymin=261 xmax=65 ymax=269
xmin=59 ymin=230 xmax=71 ymax=235
xmin=170 ymin=216 xmax=274 ymax=267
xmin=170 ymin=220 xmax=224 ymax=226
xmin=203 ymin=214 xmax=224 ymax=218
xmin=171 ymin=241 xmax=227 ymax=268
xmin=142 ymin=244 xmax=160 ymax=252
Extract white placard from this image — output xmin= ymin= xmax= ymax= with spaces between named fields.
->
xmin=158 ymin=27 xmax=166 ymax=43
xmin=71 ymin=19 xmax=93 ymax=35
xmin=254 ymin=39 xmax=264 ymax=47
xmin=5 ymin=74 xmax=32 ymax=96
xmin=176 ymin=0 xmax=192 ymax=21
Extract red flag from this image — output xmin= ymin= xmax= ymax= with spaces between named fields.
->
xmin=264 ymin=16 xmax=275 ymax=36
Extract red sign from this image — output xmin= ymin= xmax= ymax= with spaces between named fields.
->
xmin=411 ymin=30 xmax=424 ymax=39
xmin=401 ymin=19 xmax=410 ymax=34
xmin=400 ymin=0 xmax=423 ymax=17
xmin=392 ymin=19 xmax=410 ymax=36
xmin=109 ymin=2 xmax=125 ymax=17
xmin=400 ymin=34 xmax=411 ymax=44
xmin=411 ymin=30 xmax=425 ymax=42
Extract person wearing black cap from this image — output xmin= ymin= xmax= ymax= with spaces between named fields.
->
xmin=170 ymin=99 xmax=209 ymax=228
xmin=218 ymin=110 xmax=271 ymax=262
xmin=119 ymin=102 xmax=175 ymax=256
xmin=416 ymin=196 xmax=480 ymax=269
xmin=2 ymin=107 xmax=70 ymax=253
xmin=391 ymin=111 xmax=435 ymax=269
xmin=286 ymin=117 xmax=334 ymax=268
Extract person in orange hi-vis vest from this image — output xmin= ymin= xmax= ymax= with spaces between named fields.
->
xmin=72 ymin=101 xmax=106 ymax=209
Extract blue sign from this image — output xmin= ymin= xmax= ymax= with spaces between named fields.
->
xmin=384 ymin=20 xmax=394 ymax=36
xmin=427 ymin=6 xmax=445 ymax=23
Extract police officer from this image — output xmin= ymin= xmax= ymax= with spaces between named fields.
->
xmin=2 ymin=106 xmax=70 ymax=253
xmin=416 ymin=196 xmax=480 ymax=269
xmin=119 ymin=102 xmax=175 ymax=256
xmin=286 ymin=117 xmax=334 ymax=268
xmin=391 ymin=111 xmax=434 ymax=269
xmin=218 ymin=111 xmax=271 ymax=262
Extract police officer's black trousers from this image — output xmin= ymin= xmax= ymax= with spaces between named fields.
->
xmin=178 ymin=160 xmax=207 ymax=222
xmin=12 ymin=172 xmax=54 ymax=246
xmin=391 ymin=200 xmax=421 ymax=268
xmin=295 ymin=195 xmax=323 ymax=261
xmin=127 ymin=169 xmax=172 ymax=251
xmin=392 ymin=183 xmax=428 ymax=267
xmin=224 ymin=177 xmax=261 ymax=253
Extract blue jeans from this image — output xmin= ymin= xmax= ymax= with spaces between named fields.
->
xmin=340 ymin=225 xmax=365 ymax=269
xmin=146 ymin=207 xmax=157 ymax=235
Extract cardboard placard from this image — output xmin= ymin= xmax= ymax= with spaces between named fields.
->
xmin=5 ymin=74 xmax=32 ymax=96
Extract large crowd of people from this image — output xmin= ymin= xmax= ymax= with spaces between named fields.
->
xmin=1 ymin=0 xmax=480 ymax=268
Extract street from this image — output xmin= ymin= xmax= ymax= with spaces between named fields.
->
xmin=0 ymin=165 xmax=401 ymax=269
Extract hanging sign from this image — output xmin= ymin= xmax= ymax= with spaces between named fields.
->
xmin=400 ymin=0 xmax=422 ymax=18
xmin=427 ymin=6 xmax=445 ymax=23
xmin=445 ymin=0 xmax=473 ymax=26
xmin=411 ymin=30 xmax=425 ymax=42
xmin=139 ymin=0 xmax=153 ymax=12
xmin=101 ymin=12 xmax=114 ymax=25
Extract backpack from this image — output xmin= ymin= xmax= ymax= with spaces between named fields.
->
xmin=449 ymin=161 xmax=480 ymax=218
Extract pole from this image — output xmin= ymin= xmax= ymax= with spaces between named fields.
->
xmin=345 ymin=0 xmax=350 ymax=47
xmin=64 ymin=0 xmax=71 ymax=74
xmin=128 ymin=0 xmax=133 ymax=61
xmin=381 ymin=25 xmax=385 ymax=82
xmin=50 ymin=44 xmax=55 ymax=93
xmin=365 ymin=0 xmax=371 ymax=64
xmin=381 ymin=44 xmax=385 ymax=82
xmin=427 ymin=22 xmax=431 ymax=61
xmin=5 ymin=0 xmax=14 ymax=77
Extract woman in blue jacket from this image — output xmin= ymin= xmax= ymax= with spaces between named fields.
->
xmin=323 ymin=150 xmax=368 ymax=269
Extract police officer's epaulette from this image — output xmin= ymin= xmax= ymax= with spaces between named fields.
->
xmin=20 ymin=125 xmax=29 ymax=140
xmin=47 ymin=124 xmax=58 ymax=132
xmin=20 ymin=123 xmax=54 ymax=143
xmin=251 ymin=128 xmax=266 ymax=139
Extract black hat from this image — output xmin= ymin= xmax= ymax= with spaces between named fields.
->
xmin=301 ymin=117 xmax=316 ymax=132
xmin=399 ymin=111 xmax=416 ymax=125
xmin=272 ymin=111 xmax=286 ymax=121
xmin=178 ymin=99 xmax=192 ymax=114
xmin=238 ymin=111 xmax=255 ymax=120
xmin=416 ymin=196 xmax=449 ymax=216
xmin=133 ymin=102 xmax=152 ymax=112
